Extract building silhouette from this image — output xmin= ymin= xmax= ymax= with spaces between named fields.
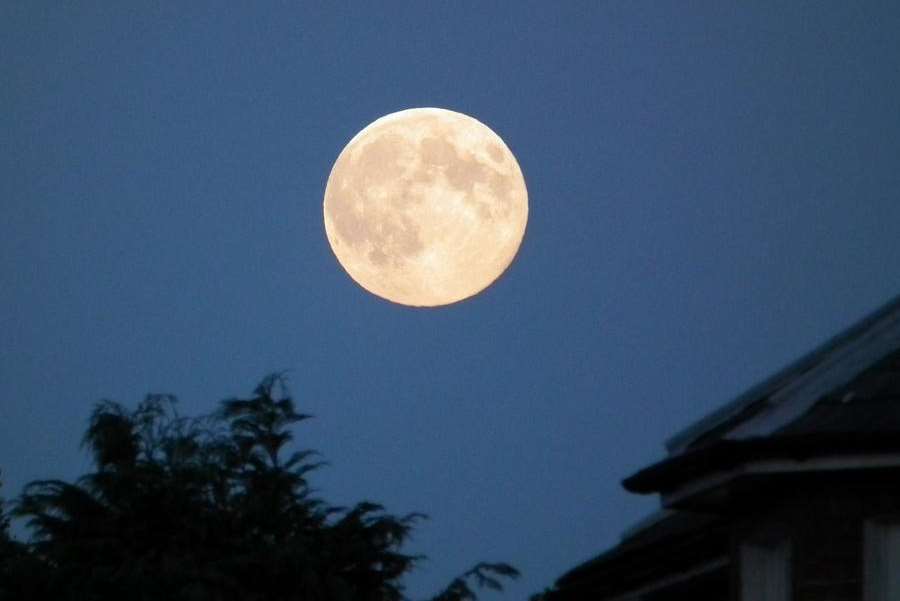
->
xmin=549 ymin=295 xmax=900 ymax=601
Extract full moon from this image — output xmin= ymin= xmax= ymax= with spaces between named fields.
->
xmin=323 ymin=107 xmax=528 ymax=307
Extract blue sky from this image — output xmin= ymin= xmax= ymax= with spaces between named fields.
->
xmin=2 ymin=3 xmax=900 ymax=598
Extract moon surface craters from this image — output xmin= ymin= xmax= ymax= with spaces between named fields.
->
xmin=323 ymin=108 xmax=528 ymax=306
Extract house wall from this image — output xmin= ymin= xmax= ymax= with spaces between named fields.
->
xmin=733 ymin=471 xmax=900 ymax=601
xmin=547 ymin=469 xmax=900 ymax=601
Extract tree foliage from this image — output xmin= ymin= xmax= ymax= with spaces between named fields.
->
xmin=0 ymin=375 xmax=517 ymax=601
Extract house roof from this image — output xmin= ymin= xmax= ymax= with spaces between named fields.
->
xmin=625 ymin=294 xmax=900 ymax=495
xmin=550 ymin=295 xmax=900 ymax=599
xmin=550 ymin=510 xmax=729 ymax=600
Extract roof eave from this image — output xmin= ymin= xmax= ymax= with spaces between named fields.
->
xmin=624 ymin=433 xmax=900 ymax=495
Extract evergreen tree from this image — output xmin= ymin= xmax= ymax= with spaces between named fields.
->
xmin=3 ymin=375 xmax=517 ymax=601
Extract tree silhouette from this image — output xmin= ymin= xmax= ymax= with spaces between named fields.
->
xmin=1 ymin=375 xmax=518 ymax=601
xmin=0 ymin=472 xmax=19 ymax=577
xmin=0 ymin=471 xmax=9 ymax=548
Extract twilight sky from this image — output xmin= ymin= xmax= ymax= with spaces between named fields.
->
xmin=2 ymin=3 xmax=900 ymax=599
